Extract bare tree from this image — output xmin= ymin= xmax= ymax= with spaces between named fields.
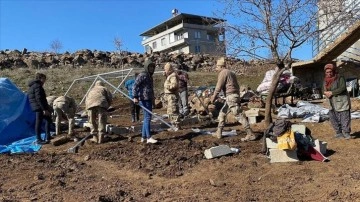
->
xmin=113 ymin=36 xmax=123 ymax=69
xmin=50 ymin=39 xmax=63 ymax=55
xmin=217 ymin=0 xmax=353 ymax=125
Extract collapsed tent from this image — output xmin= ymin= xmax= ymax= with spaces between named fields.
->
xmin=0 ymin=78 xmax=41 ymax=154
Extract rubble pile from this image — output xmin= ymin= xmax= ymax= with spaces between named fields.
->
xmin=0 ymin=49 xmax=275 ymax=76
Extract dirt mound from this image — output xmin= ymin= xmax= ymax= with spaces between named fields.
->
xmin=1 ymin=87 xmax=360 ymax=201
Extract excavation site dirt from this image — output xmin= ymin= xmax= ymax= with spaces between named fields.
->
xmin=1 ymin=96 xmax=360 ymax=202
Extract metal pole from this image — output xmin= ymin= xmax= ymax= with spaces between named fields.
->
xmin=97 ymin=76 xmax=178 ymax=131
xmin=77 ymin=76 xmax=99 ymax=111
xmin=112 ymin=68 xmax=133 ymax=94
xmin=64 ymin=79 xmax=77 ymax=96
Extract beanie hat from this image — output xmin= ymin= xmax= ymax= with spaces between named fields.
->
xmin=95 ymin=80 xmax=104 ymax=86
xmin=216 ymin=57 xmax=225 ymax=67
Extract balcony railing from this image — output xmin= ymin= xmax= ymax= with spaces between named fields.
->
xmin=313 ymin=1 xmax=360 ymax=58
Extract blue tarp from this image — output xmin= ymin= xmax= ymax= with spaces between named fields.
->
xmin=0 ymin=78 xmax=42 ymax=154
xmin=0 ymin=136 xmax=41 ymax=154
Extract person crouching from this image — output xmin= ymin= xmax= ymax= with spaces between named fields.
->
xmin=53 ymin=96 xmax=77 ymax=138
xmin=85 ymin=80 xmax=112 ymax=144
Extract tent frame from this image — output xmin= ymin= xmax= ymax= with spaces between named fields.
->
xmin=63 ymin=68 xmax=176 ymax=131
xmin=64 ymin=68 xmax=133 ymax=109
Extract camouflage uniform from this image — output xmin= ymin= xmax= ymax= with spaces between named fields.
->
xmin=46 ymin=95 xmax=58 ymax=120
xmin=164 ymin=63 xmax=180 ymax=125
xmin=53 ymin=96 xmax=77 ymax=136
xmin=211 ymin=58 xmax=256 ymax=141
xmin=85 ymin=80 xmax=112 ymax=143
xmin=217 ymin=93 xmax=250 ymax=130
xmin=46 ymin=96 xmax=57 ymax=109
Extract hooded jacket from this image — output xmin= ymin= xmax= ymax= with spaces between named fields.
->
xmin=164 ymin=71 xmax=179 ymax=94
xmin=132 ymin=60 xmax=155 ymax=101
xmin=53 ymin=96 xmax=77 ymax=116
xmin=85 ymin=81 xmax=112 ymax=110
xmin=27 ymin=79 xmax=49 ymax=112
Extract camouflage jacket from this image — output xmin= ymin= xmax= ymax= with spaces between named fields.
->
xmin=85 ymin=83 xmax=112 ymax=110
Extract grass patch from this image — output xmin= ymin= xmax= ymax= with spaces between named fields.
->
xmin=1 ymin=66 xmax=265 ymax=103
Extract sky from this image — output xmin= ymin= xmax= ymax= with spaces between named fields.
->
xmin=0 ymin=0 xmax=313 ymax=60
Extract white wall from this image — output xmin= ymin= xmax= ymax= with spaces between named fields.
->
xmin=141 ymin=23 xmax=225 ymax=55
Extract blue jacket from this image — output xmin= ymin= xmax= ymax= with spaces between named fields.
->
xmin=125 ymin=79 xmax=135 ymax=98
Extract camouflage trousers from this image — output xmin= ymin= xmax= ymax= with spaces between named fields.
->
xmin=217 ymin=93 xmax=250 ymax=129
xmin=54 ymin=101 xmax=75 ymax=136
xmin=165 ymin=93 xmax=180 ymax=124
xmin=87 ymin=106 xmax=108 ymax=136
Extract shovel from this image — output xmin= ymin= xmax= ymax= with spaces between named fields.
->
xmin=67 ymin=133 xmax=92 ymax=153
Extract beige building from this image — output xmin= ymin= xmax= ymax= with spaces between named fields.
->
xmin=140 ymin=10 xmax=226 ymax=55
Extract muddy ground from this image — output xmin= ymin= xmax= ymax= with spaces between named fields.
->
xmin=1 ymin=97 xmax=360 ymax=202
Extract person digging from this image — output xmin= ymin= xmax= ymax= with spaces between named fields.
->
xmin=53 ymin=95 xmax=77 ymax=138
xmin=210 ymin=57 xmax=257 ymax=141
xmin=85 ymin=80 xmax=113 ymax=144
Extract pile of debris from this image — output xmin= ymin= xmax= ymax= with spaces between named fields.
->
xmin=0 ymin=49 xmax=275 ymax=76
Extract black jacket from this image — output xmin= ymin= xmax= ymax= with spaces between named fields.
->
xmin=27 ymin=80 xmax=49 ymax=112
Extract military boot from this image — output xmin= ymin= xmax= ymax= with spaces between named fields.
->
xmin=212 ymin=128 xmax=222 ymax=139
xmin=241 ymin=129 xmax=257 ymax=142
xmin=98 ymin=134 xmax=104 ymax=144
xmin=56 ymin=127 xmax=61 ymax=136
xmin=91 ymin=134 xmax=98 ymax=143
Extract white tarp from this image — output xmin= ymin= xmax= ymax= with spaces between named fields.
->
xmin=278 ymin=100 xmax=360 ymax=122
xmin=351 ymin=111 xmax=360 ymax=119
xmin=277 ymin=101 xmax=329 ymax=122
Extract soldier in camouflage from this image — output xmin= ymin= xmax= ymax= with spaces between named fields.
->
xmin=85 ymin=80 xmax=112 ymax=144
xmin=163 ymin=62 xmax=180 ymax=126
xmin=210 ymin=57 xmax=256 ymax=141
xmin=53 ymin=95 xmax=77 ymax=137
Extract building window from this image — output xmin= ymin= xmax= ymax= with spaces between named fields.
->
xmin=152 ymin=41 xmax=157 ymax=49
xmin=195 ymin=45 xmax=201 ymax=53
xmin=207 ymin=34 xmax=214 ymax=41
xmin=161 ymin=38 xmax=166 ymax=46
xmin=145 ymin=45 xmax=152 ymax=53
xmin=195 ymin=31 xmax=201 ymax=39
xmin=175 ymin=33 xmax=184 ymax=41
